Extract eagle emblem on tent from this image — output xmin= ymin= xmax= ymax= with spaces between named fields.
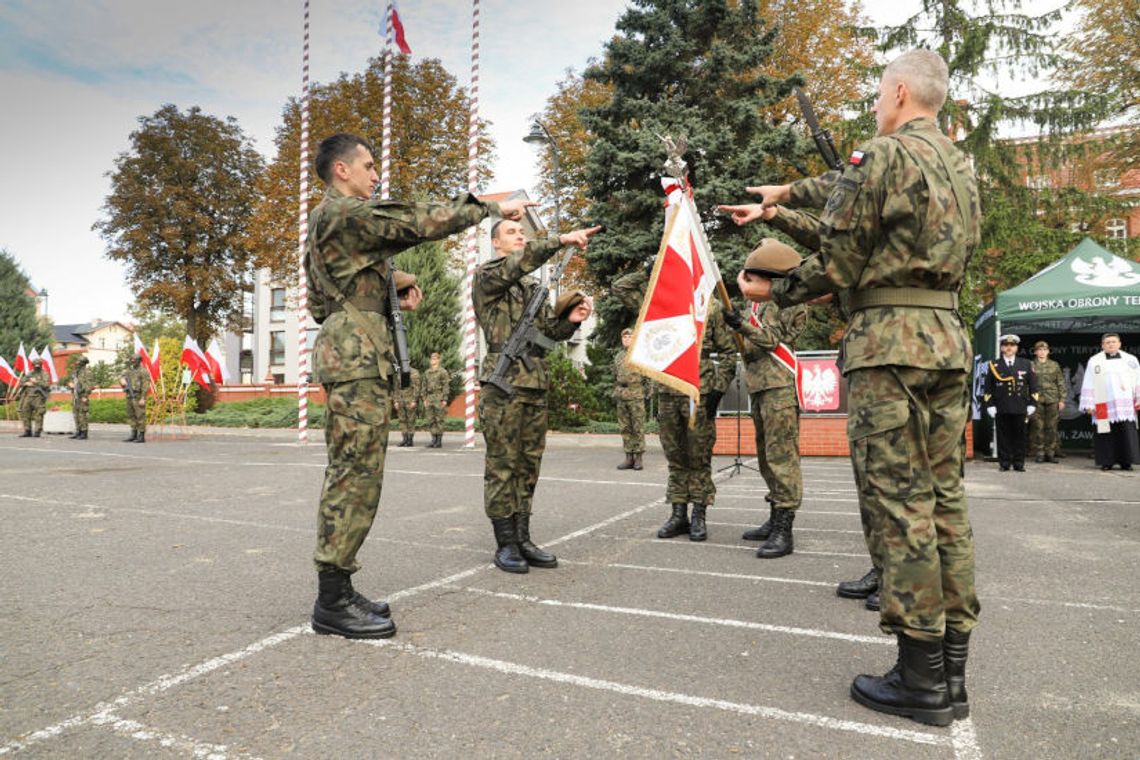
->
xmin=1071 ymin=255 xmax=1140 ymax=287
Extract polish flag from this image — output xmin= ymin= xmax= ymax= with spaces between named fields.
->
xmin=28 ymin=347 xmax=39 ymax=366
xmin=0 ymin=356 xmax=16 ymax=387
xmin=134 ymin=334 xmax=160 ymax=383
xmin=204 ymin=338 xmax=230 ymax=385
xmin=389 ymin=1 xmax=412 ymax=55
xmin=40 ymin=345 xmax=59 ymax=383
xmin=14 ymin=342 xmax=28 ymax=374
xmin=181 ymin=336 xmax=212 ymax=388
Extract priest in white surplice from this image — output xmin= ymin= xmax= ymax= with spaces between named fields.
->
xmin=1079 ymin=333 xmax=1140 ymax=471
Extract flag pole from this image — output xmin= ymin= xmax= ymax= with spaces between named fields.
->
xmin=381 ymin=2 xmax=393 ymax=201
xmin=460 ymin=0 xmax=481 ymax=449
xmin=295 ymin=0 xmax=313 ymax=445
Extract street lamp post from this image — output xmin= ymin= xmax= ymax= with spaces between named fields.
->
xmin=523 ymin=120 xmax=562 ymax=298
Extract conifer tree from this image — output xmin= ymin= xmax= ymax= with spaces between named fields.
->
xmin=394 ymin=242 xmax=462 ymax=396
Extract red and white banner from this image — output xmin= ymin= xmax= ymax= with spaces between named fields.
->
xmin=134 ymin=334 xmax=160 ymax=383
xmin=390 ymin=0 xmax=412 ymax=55
xmin=204 ymin=338 xmax=229 ymax=385
xmin=14 ymin=342 xmax=28 ymax=374
xmin=627 ymin=192 xmax=719 ymax=400
xmin=181 ymin=336 xmax=212 ymax=389
xmin=28 ymin=347 xmax=39 ymax=367
xmin=40 ymin=345 xmax=59 ymax=383
xmin=0 ymin=356 xmax=16 ymax=387
xmin=798 ymin=357 xmax=841 ymax=412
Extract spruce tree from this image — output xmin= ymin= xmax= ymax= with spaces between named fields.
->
xmin=0 ymin=249 xmax=53 ymax=361
xmin=581 ymin=0 xmax=802 ymax=342
xmin=394 ymin=242 xmax=462 ymax=396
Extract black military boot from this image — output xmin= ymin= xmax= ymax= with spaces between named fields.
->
xmin=19 ymin=428 xmax=32 ymax=437
xmin=656 ymin=503 xmax=690 ymax=538
xmin=515 ymin=512 xmax=557 ymax=568
xmin=433 ymin=434 xmax=443 ymax=448
xmin=943 ymin=628 xmax=971 ymax=719
xmin=616 ymin=453 xmax=635 ymax=470
xmin=311 ymin=569 xmax=397 ymax=639
xmin=742 ymin=504 xmax=776 ymax=541
xmin=344 ymin=574 xmax=390 ymax=618
xmin=837 ymin=568 xmax=879 ymax=599
xmin=689 ymin=505 xmax=708 ymax=542
xmin=407 ymin=434 xmax=415 ymax=447
xmin=76 ymin=431 xmax=88 ymax=440
xmin=69 ymin=431 xmax=80 ymax=439
xmin=756 ymin=509 xmax=795 ymax=558
xmin=1043 ymin=453 xmax=1056 ymax=463
xmin=491 ymin=517 xmax=528 ymax=573
xmin=632 ymin=452 xmax=643 ymax=471
xmin=851 ymin=634 xmax=953 ymax=726
xmin=32 ymin=428 xmax=41 ymax=437
xmin=865 ymin=589 xmax=881 ymax=611
xmin=124 ymin=430 xmax=137 ymax=442
xmin=135 ymin=432 xmax=146 ymax=443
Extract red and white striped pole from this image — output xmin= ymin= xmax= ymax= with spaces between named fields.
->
xmin=295 ymin=0 xmax=312 ymax=445
xmin=380 ymin=2 xmax=393 ymax=201
xmin=461 ymin=0 xmax=481 ymax=449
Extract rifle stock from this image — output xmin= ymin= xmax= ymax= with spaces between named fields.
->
xmin=793 ymin=87 xmax=844 ymax=172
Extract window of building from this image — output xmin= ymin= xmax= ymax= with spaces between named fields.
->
xmin=1026 ymin=175 xmax=1050 ymax=190
xmin=1095 ymin=170 xmax=1120 ymax=189
xmin=306 ymin=328 xmax=319 ymax=351
xmin=273 ymin=373 xmax=286 ymax=385
xmin=270 ymin=331 xmax=286 ymax=366
xmin=1106 ymin=218 xmax=1128 ymax=240
xmin=270 ymin=288 xmax=287 ymax=322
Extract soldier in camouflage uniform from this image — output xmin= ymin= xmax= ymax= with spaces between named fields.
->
xmin=69 ymin=356 xmax=94 ymax=440
xmin=724 ymin=51 xmax=980 ymax=726
xmin=304 ymin=133 xmax=534 ymax=638
xmin=613 ymin=328 xmax=646 ymax=470
xmin=611 ymin=268 xmax=736 ymax=542
xmin=17 ymin=359 xmax=50 ymax=437
xmin=122 ymin=355 xmax=150 ymax=443
xmin=724 ymin=240 xmax=808 ymax=559
xmin=474 ymin=219 xmax=598 ymax=573
xmin=393 ymin=366 xmax=421 ymax=447
xmin=421 ymin=352 xmax=451 ymax=448
xmin=1029 ymin=340 xmax=1065 ymax=462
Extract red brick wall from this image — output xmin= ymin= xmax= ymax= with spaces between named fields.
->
xmin=713 ymin=415 xmax=974 ymax=459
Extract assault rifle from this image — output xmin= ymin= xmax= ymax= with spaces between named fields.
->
xmin=388 ymin=270 xmax=412 ymax=389
xmin=793 ymin=87 xmax=844 ymax=171
xmin=484 ymin=228 xmax=601 ymax=396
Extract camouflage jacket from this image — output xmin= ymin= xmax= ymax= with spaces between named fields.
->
xmin=611 ymin=269 xmax=735 ymax=397
xmin=1032 ymin=358 xmax=1065 ymax=404
xmin=738 ymin=302 xmax=808 ymax=393
xmin=394 ymin=368 xmax=421 ymax=407
xmin=305 ymin=187 xmax=497 ymax=384
xmin=19 ymin=367 xmax=50 ymax=399
xmin=612 ymin=348 xmax=647 ymax=401
xmin=122 ymin=366 xmax=150 ymax=398
xmin=772 ymin=117 xmax=979 ymax=374
xmin=421 ymin=366 xmax=451 ymax=402
xmin=72 ymin=366 xmax=94 ymax=398
xmin=474 ymin=237 xmax=579 ymax=392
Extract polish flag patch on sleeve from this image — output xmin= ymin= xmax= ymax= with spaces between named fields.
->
xmin=849 ymin=150 xmax=866 ymax=166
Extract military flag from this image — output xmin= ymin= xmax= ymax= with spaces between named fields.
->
xmin=14 ymin=342 xmax=28 ymax=374
xmin=204 ymin=338 xmax=230 ymax=385
xmin=0 ymin=356 xmax=16 ymax=387
xmin=180 ymin=336 xmax=212 ymax=388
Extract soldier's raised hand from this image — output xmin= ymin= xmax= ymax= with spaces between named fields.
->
xmin=745 ymin=184 xmax=791 ymax=209
xmin=398 ymin=284 xmax=423 ymax=311
xmin=559 ymin=226 xmax=604 ymax=251
xmin=498 ymin=198 xmax=538 ymax=221
xmin=718 ymin=203 xmax=773 ymax=227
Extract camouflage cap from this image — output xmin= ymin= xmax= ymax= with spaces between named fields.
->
xmin=1033 ymin=340 xmax=1049 ymax=350
xmin=744 ymin=238 xmax=801 ymax=278
xmin=554 ymin=290 xmax=586 ymax=319
xmin=78 ymin=356 xmax=89 ymax=365
xmin=393 ymin=270 xmax=417 ymax=294
xmin=620 ymin=327 xmax=633 ymax=338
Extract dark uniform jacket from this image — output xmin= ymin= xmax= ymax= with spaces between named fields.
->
xmin=982 ymin=356 xmax=1038 ymax=414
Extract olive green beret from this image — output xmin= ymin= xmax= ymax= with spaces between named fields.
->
xmin=554 ymin=290 xmax=587 ymax=319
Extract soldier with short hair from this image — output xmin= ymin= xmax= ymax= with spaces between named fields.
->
xmin=18 ymin=359 xmax=50 ymax=437
xmin=70 ymin=356 xmax=94 ymax=440
xmin=725 ymin=49 xmax=981 ymax=726
xmin=421 ymin=352 xmax=451 ymax=448
xmin=122 ymin=355 xmax=150 ymax=443
xmin=1029 ymin=340 xmax=1065 ymax=462
xmin=474 ymin=218 xmax=598 ymax=573
xmin=393 ymin=366 xmax=421 ymax=447
xmin=305 ymin=132 xmax=536 ymax=638
xmin=613 ymin=328 xmax=647 ymax=471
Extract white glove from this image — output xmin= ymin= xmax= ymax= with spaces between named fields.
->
xmin=987 ymin=406 xmax=997 ymax=418
xmin=1026 ymin=405 xmax=1036 ymax=416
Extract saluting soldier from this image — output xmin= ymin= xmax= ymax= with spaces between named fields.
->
xmin=723 ymin=240 xmax=808 ymax=559
xmin=122 ymin=355 xmax=150 ymax=443
xmin=1028 ymin=340 xmax=1065 ymax=462
xmin=727 ymin=50 xmax=981 ymax=726
xmin=421 ymin=352 xmax=451 ymax=448
xmin=473 ymin=219 xmax=598 ymax=573
xmin=70 ymin=356 xmax=94 ymax=440
xmin=304 ymin=132 xmax=534 ymax=639
xmin=393 ymin=366 xmax=421 ymax=447
xmin=18 ymin=358 xmax=50 ymax=437
xmin=982 ymin=334 xmax=1038 ymax=471
xmin=612 ymin=328 xmax=647 ymax=471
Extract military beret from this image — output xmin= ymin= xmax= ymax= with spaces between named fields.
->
xmin=554 ymin=290 xmax=587 ymax=319
xmin=999 ymin=334 xmax=1020 ymax=345
xmin=393 ymin=270 xmax=417 ymax=293
xmin=743 ymin=238 xmax=801 ymax=278
xmin=1033 ymin=340 xmax=1049 ymax=350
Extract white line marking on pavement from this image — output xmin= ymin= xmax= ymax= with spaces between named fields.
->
xmin=457 ymin=586 xmax=891 ymax=645
xmin=989 ymin=596 xmax=1140 ymax=614
xmin=358 ymin=639 xmax=950 ymax=747
xmin=713 ymin=506 xmax=860 ymax=516
xmin=706 ymin=520 xmax=863 ymax=534
xmin=601 ymin=534 xmax=868 ymax=559
xmin=951 ymin=717 xmax=983 ymax=760
xmin=564 ymin=561 xmax=838 ymax=588
xmin=87 ymin=714 xmax=264 ymax=760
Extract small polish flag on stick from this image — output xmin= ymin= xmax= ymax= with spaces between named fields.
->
xmin=0 ymin=356 xmax=17 ymax=387
xmin=134 ymin=334 xmax=160 ymax=383
xmin=14 ymin=342 xmax=28 ymax=374
xmin=39 ymin=346 xmax=59 ymax=383
xmin=181 ymin=336 xmax=212 ymax=389
xmin=204 ymin=338 xmax=230 ymax=386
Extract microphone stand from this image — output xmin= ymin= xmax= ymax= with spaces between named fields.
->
xmin=717 ymin=359 xmax=760 ymax=478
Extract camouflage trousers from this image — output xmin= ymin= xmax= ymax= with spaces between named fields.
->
xmin=20 ymin=395 xmax=45 ymax=430
xmin=314 ymin=377 xmax=392 ymax=573
xmin=749 ymin=386 xmax=802 ymax=510
xmin=424 ymin=398 xmax=447 ymax=436
xmin=1028 ymin=401 xmax=1060 ymax=457
xmin=125 ymin=395 xmax=147 ymax=434
xmin=397 ymin=403 xmax=417 ymax=435
xmin=847 ymin=366 xmax=979 ymax=641
xmin=658 ymin=393 xmax=718 ymax=505
xmin=73 ymin=395 xmax=90 ymax=432
xmin=479 ymin=385 xmax=547 ymax=519
xmin=615 ymin=396 xmax=646 ymax=454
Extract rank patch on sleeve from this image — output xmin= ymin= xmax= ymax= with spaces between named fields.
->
xmin=849 ymin=150 xmax=866 ymax=166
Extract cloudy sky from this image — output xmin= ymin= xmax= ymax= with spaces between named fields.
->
xmin=0 ymin=0 xmax=919 ymax=327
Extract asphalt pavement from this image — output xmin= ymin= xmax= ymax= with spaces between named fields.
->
xmin=1 ymin=424 xmax=1137 ymax=759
